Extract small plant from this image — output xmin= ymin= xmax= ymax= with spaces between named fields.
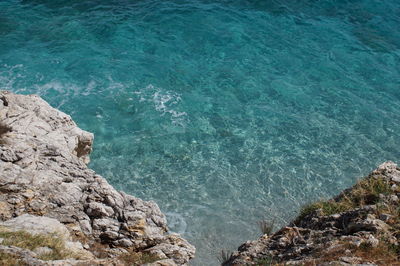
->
xmin=218 ymin=249 xmax=234 ymax=265
xmin=258 ymin=219 xmax=275 ymax=235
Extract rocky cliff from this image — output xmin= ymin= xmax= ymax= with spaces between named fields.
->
xmin=225 ymin=162 xmax=400 ymax=265
xmin=0 ymin=91 xmax=195 ymax=265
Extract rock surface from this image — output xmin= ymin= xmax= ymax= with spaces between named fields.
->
xmin=0 ymin=91 xmax=195 ymax=265
xmin=226 ymin=161 xmax=400 ymax=265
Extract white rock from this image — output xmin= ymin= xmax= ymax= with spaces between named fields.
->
xmin=1 ymin=214 xmax=70 ymax=240
xmin=0 ymin=91 xmax=195 ymax=265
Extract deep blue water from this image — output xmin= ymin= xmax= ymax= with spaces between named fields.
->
xmin=1 ymin=0 xmax=400 ymax=264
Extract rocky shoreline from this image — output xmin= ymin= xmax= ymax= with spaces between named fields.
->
xmin=1 ymin=91 xmax=399 ymax=266
xmin=0 ymin=91 xmax=195 ymax=265
xmin=226 ymin=162 xmax=400 ymax=265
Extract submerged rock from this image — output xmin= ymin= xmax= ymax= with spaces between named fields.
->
xmin=0 ymin=91 xmax=195 ymax=265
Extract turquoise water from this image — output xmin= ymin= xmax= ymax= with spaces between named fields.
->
xmin=1 ymin=0 xmax=400 ymax=264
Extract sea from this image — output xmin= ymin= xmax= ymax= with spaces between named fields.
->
xmin=1 ymin=0 xmax=400 ymax=264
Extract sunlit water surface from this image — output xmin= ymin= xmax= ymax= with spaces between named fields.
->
xmin=1 ymin=0 xmax=400 ymax=264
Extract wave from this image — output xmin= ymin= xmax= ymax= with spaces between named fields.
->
xmin=135 ymin=84 xmax=188 ymax=126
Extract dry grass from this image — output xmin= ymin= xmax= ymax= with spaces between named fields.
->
xmin=86 ymin=241 xmax=110 ymax=259
xmin=344 ymin=176 xmax=393 ymax=205
xmin=258 ymin=220 xmax=275 ymax=236
xmin=0 ymin=227 xmax=160 ymax=265
xmin=297 ymin=176 xmax=393 ymax=219
xmin=0 ymin=227 xmax=73 ymax=261
xmin=218 ymin=249 xmax=234 ymax=265
xmin=315 ymin=240 xmax=399 ymax=265
xmin=357 ymin=241 xmax=399 ymax=262
xmin=118 ymin=251 xmax=160 ymax=266
xmin=0 ymin=251 xmax=27 ymax=266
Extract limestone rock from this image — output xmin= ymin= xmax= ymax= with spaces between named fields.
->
xmin=0 ymin=91 xmax=195 ymax=265
xmin=1 ymin=214 xmax=71 ymax=240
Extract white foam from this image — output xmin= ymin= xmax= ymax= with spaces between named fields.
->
xmin=33 ymin=81 xmax=83 ymax=109
xmin=136 ymin=84 xmax=188 ymax=126
xmin=0 ymin=64 xmax=25 ymax=92
xmin=1 ymin=66 xmax=188 ymax=126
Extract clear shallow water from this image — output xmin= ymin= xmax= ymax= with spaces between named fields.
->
xmin=1 ymin=0 xmax=400 ymax=264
